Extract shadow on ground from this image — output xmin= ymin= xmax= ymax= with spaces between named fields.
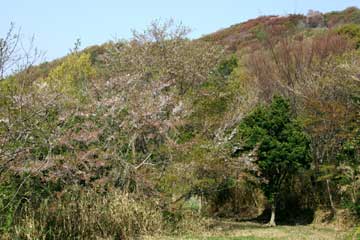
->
xmin=235 ymin=207 xmax=315 ymax=226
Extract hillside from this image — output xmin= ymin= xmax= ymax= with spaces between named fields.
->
xmin=0 ymin=7 xmax=360 ymax=240
xmin=201 ymin=6 xmax=360 ymax=52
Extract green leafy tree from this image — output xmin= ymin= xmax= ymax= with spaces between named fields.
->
xmin=42 ymin=52 xmax=96 ymax=101
xmin=237 ymin=96 xmax=311 ymax=226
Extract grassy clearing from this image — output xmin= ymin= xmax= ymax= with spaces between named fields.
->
xmin=145 ymin=220 xmax=353 ymax=240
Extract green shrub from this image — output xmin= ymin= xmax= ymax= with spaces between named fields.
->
xmin=217 ymin=55 xmax=238 ymax=78
xmin=0 ymin=174 xmax=61 ymax=236
xmin=349 ymin=199 xmax=360 ymax=218
xmin=336 ymin=24 xmax=360 ymax=49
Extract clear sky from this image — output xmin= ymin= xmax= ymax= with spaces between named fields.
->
xmin=1 ymin=0 xmax=359 ymax=61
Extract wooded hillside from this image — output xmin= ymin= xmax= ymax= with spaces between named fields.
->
xmin=0 ymin=7 xmax=359 ymax=240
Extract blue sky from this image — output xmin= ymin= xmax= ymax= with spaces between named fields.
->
xmin=1 ymin=0 xmax=359 ymax=61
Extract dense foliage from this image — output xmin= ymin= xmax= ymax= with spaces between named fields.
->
xmin=235 ymin=96 xmax=311 ymax=225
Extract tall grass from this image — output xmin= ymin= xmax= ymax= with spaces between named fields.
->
xmin=1 ymin=188 xmax=164 ymax=240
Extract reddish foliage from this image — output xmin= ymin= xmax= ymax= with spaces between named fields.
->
xmin=201 ymin=14 xmax=305 ymax=52
xmin=246 ymin=31 xmax=353 ymax=103
xmin=325 ymin=7 xmax=360 ymax=28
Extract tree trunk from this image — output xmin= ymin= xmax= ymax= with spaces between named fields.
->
xmin=268 ymin=202 xmax=276 ymax=227
xmin=351 ymin=179 xmax=356 ymax=204
xmin=326 ymin=179 xmax=336 ymax=216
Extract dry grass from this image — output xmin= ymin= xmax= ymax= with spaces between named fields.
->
xmin=1 ymin=189 xmax=164 ymax=240
xmin=144 ymin=220 xmax=353 ymax=240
